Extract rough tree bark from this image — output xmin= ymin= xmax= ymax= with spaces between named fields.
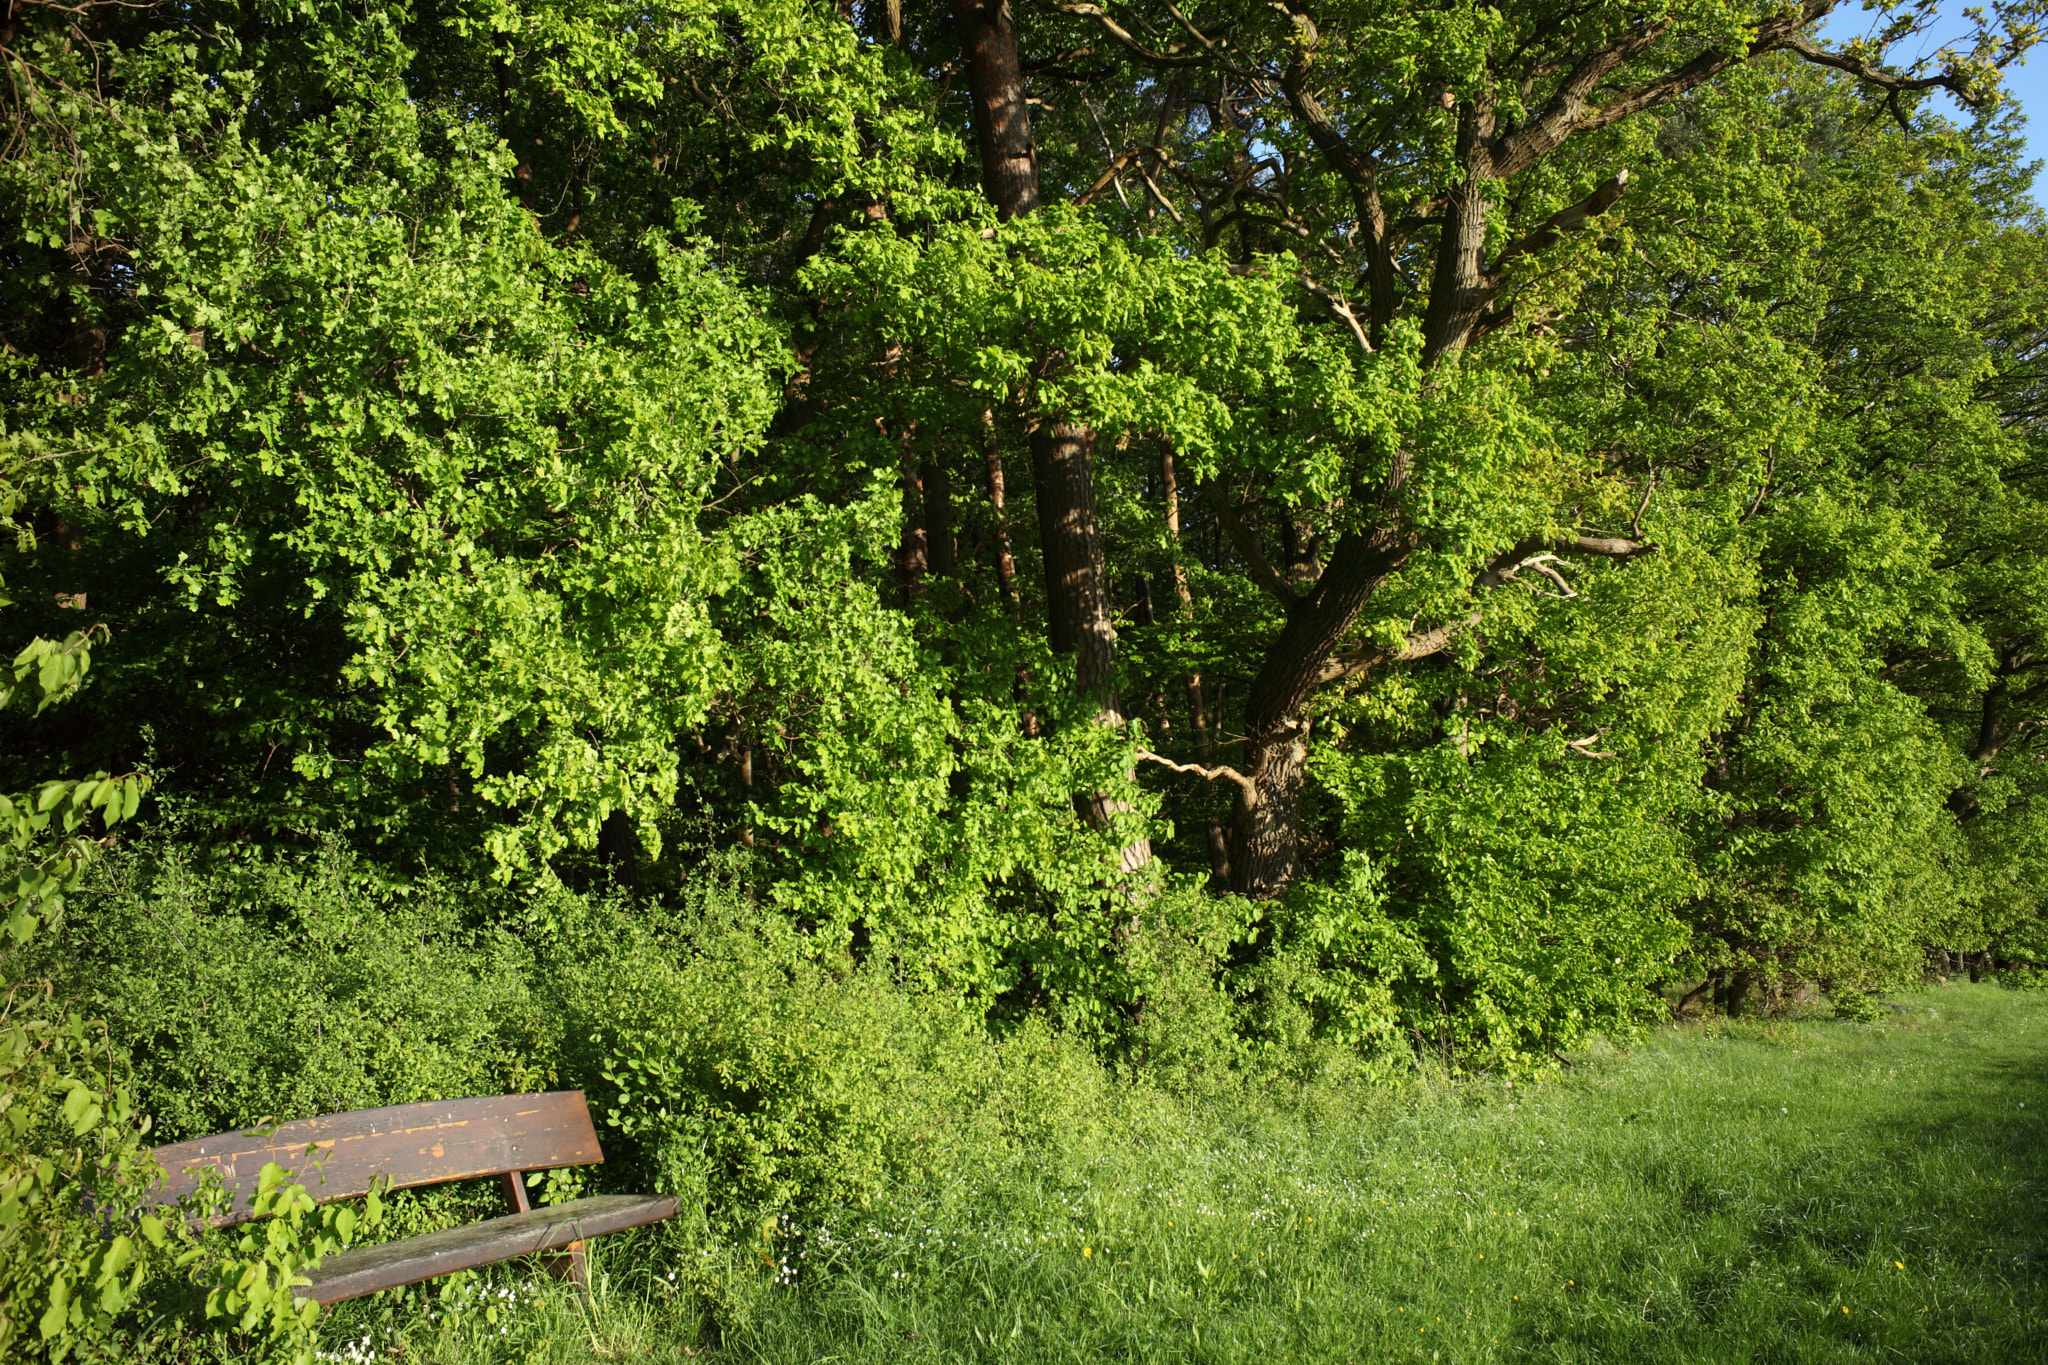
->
xmin=1228 ymin=515 xmax=1418 ymax=896
xmin=956 ymin=0 xmax=1146 ymax=867
xmin=953 ymin=0 xmax=1040 ymax=220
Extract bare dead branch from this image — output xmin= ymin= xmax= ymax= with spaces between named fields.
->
xmin=1135 ymin=748 xmax=1260 ymax=802
xmin=1076 ymin=145 xmax=1144 ymax=206
xmin=1296 ymin=276 xmax=1374 ymax=353
xmin=1559 ymin=534 xmax=1657 ymax=558
xmin=1135 ymin=158 xmax=1186 ymax=223
xmin=1565 ymin=731 xmax=1616 ymax=759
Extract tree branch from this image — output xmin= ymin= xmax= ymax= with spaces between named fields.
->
xmin=1296 ymin=276 xmax=1374 ymax=353
xmin=1273 ymin=1 xmax=1398 ymax=340
xmin=1317 ymin=532 xmax=1657 ymax=687
xmin=1316 ymin=611 xmax=1479 ymax=686
xmin=1200 ymin=479 xmax=1301 ymax=608
xmin=1559 ymin=533 xmax=1658 ymax=558
xmin=1135 ymin=748 xmax=1260 ymax=802
xmin=1487 ymin=1 xmax=1936 ymax=179
xmin=1564 ymin=731 xmax=1617 ymax=759
xmin=1041 ymin=1 xmax=1227 ymax=70
xmin=1491 ymin=170 xmax=1629 ymax=273
xmin=1780 ymin=34 xmax=1992 ymax=111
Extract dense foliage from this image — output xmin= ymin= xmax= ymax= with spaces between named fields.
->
xmin=1 ymin=0 xmax=2046 ymax=1346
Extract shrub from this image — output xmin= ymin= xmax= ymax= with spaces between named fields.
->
xmin=0 ymin=982 xmax=380 ymax=1364
xmin=9 ymin=838 xmax=556 ymax=1144
xmin=556 ymin=895 xmax=1133 ymax=1242
xmin=0 ymin=982 xmax=163 ymax=1362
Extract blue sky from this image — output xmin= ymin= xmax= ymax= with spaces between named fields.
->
xmin=1817 ymin=2 xmax=2045 ymax=207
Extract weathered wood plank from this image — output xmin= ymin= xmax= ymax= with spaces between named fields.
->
xmin=300 ymin=1195 xmax=680 ymax=1304
xmin=148 ymin=1092 xmax=603 ymax=1223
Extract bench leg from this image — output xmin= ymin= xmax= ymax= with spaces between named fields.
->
xmin=544 ymin=1239 xmax=588 ymax=1299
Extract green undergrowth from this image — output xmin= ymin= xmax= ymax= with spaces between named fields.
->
xmin=314 ymin=984 xmax=2047 ymax=1365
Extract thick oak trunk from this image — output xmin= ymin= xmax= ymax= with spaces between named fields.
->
xmin=1224 ymin=99 xmax=1500 ymax=896
xmin=1419 ymin=105 xmax=1501 ymax=365
xmin=1227 ymin=521 xmax=1417 ymax=897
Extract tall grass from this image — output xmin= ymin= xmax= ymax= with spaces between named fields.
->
xmin=331 ymin=983 xmax=2048 ymax=1364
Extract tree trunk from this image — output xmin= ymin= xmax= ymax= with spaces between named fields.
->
xmin=899 ymin=443 xmax=928 ymax=605
xmin=1228 ymin=718 xmax=1312 ymax=896
xmin=922 ymin=456 xmax=956 ymax=577
xmin=983 ymin=412 xmax=1021 ymax=614
xmin=1227 ymin=520 xmax=1417 ymax=896
xmin=1032 ymin=422 xmax=1149 ymax=867
xmin=1420 ymin=104 xmax=1501 ymax=365
xmin=1218 ymin=102 xmax=1502 ymax=896
xmin=1030 ymin=423 xmax=1116 ymax=712
xmin=952 ymin=0 xmax=1039 ymax=219
xmin=1725 ymin=970 xmax=1755 ymax=1017
xmin=1161 ymin=443 xmax=1228 ymax=879
xmin=956 ymin=3 xmax=1145 ymax=869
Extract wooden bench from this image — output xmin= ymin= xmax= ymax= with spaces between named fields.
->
xmin=148 ymin=1091 xmax=677 ymax=1304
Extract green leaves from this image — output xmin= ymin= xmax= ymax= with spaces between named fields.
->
xmin=0 ymin=770 xmax=151 ymax=946
xmin=0 ymin=622 xmax=102 ymax=719
xmin=0 ymin=986 xmax=167 ymax=1363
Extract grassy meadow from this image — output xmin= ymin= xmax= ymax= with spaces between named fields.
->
xmin=323 ymin=982 xmax=2048 ymax=1365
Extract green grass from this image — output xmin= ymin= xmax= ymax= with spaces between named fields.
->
xmin=335 ymin=983 xmax=2048 ymax=1364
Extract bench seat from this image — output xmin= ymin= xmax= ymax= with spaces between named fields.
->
xmin=303 ymin=1193 xmax=679 ymax=1304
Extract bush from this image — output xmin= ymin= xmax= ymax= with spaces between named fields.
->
xmin=0 ymin=982 xmax=381 ymax=1365
xmin=7 ymin=839 xmax=555 ymax=1144
xmin=27 ymin=837 xmax=1186 ymax=1245
xmin=555 ymin=894 xmax=1133 ymax=1242
xmin=0 ymin=982 xmax=163 ymax=1362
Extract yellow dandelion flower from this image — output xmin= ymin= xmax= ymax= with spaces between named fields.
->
xmin=1841 ymin=1307 xmax=1849 ymax=1315
xmin=1895 ymin=1261 xmax=1905 ymax=1270
xmin=1082 ymin=1247 xmax=1092 ymax=1258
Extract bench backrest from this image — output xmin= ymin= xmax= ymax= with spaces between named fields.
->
xmin=148 ymin=1091 xmax=604 ymax=1225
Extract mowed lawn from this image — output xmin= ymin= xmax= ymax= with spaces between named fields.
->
xmin=396 ymin=985 xmax=2047 ymax=1365
xmin=720 ymin=985 xmax=2047 ymax=1365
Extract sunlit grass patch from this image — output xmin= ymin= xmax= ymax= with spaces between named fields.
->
xmin=320 ymin=983 xmax=2048 ymax=1363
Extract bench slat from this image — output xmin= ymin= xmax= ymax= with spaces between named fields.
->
xmin=299 ymin=1194 xmax=680 ymax=1304
xmin=149 ymin=1092 xmax=604 ymax=1223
